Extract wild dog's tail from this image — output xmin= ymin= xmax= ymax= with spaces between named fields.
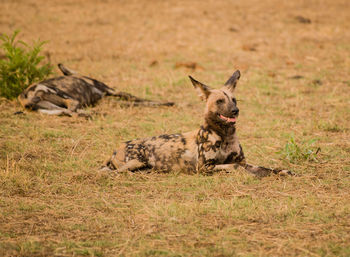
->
xmin=58 ymin=63 xmax=78 ymax=76
xmin=111 ymin=91 xmax=175 ymax=107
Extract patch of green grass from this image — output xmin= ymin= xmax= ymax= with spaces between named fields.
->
xmin=0 ymin=30 xmax=52 ymax=99
xmin=278 ymin=136 xmax=320 ymax=163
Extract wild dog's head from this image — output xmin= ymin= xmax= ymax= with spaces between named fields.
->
xmin=189 ymin=70 xmax=240 ymax=133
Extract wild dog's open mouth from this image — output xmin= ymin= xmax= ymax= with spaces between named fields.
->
xmin=219 ymin=114 xmax=236 ymax=123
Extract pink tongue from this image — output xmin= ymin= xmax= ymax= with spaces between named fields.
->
xmin=220 ymin=114 xmax=236 ymax=123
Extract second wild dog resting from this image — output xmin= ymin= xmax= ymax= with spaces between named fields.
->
xmin=102 ymin=70 xmax=293 ymax=177
xmin=18 ymin=64 xmax=174 ymax=117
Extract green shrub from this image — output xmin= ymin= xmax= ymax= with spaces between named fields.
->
xmin=0 ymin=30 xmax=53 ymax=99
xmin=279 ymin=136 xmax=320 ymax=163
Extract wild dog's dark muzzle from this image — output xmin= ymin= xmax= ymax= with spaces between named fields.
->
xmin=231 ymin=108 xmax=239 ymax=116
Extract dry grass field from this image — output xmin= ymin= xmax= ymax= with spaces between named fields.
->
xmin=1 ymin=0 xmax=350 ymax=256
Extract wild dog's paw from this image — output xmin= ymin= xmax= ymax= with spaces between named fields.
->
xmin=99 ymin=166 xmax=112 ymax=172
xmin=197 ymin=164 xmax=215 ymax=176
xmin=277 ymin=169 xmax=296 ymax=176
xmin=97 ymin=165 xmax=119 ymax=178
xmin=203 ymin=163 xmax=216 ymax=176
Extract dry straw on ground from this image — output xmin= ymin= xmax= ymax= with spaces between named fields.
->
xmin=1 ymin=0 xmax=350 ymax=256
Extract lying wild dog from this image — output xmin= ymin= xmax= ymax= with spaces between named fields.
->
xmin=102 ymin=70 xmax=293 ymax=177
xmin=18 ymin=64 xmax=174 ymax=117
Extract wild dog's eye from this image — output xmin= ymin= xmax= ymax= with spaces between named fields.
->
xmin=216 ymin=99 xmax=225 ymax=104
xmin=232 ymin=98 xmax=237 ymax=104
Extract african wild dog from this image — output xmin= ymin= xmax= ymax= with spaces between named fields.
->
xmin=102 ymin=70 xmax=293 ymax=177
xmin=18 ymin=64 xmax=174 ymax=117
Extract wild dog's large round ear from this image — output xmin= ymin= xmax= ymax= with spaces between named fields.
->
xmin=224 ymin=70 xmax=240 ymax=93
xmin=189 ymin=75 xmax=211 ymax=101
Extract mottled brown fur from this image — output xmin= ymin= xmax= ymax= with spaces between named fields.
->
xmin=102 ymin=70 xmax=293 ymax=177
xmin=18 ymin=64 xmax=174 ymax=117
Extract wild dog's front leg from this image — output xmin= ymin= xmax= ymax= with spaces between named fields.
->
xmin=239 ymin=161 xmax=294 ymax=177
xmin=213 ymin=142 xmax=294 ymax=177
xmin=196 ymin=133 xmax=218 ymax=175
xmin=196 ymin=158 xmax=216 ymax=175
xmin=36 ymin=100 xmax=75 ymax=117
xmin=213 ymin=162 xmax=294 ymax=177
xmin=236 ymin=146 xmax=293 ymax=176
xmin=38 ymin=92 xmax=81 ymax=112
xmin=212 ymin=163 xmax=240 ymax=173
xmin=36 ymin=100 xmax=90 ymax=118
